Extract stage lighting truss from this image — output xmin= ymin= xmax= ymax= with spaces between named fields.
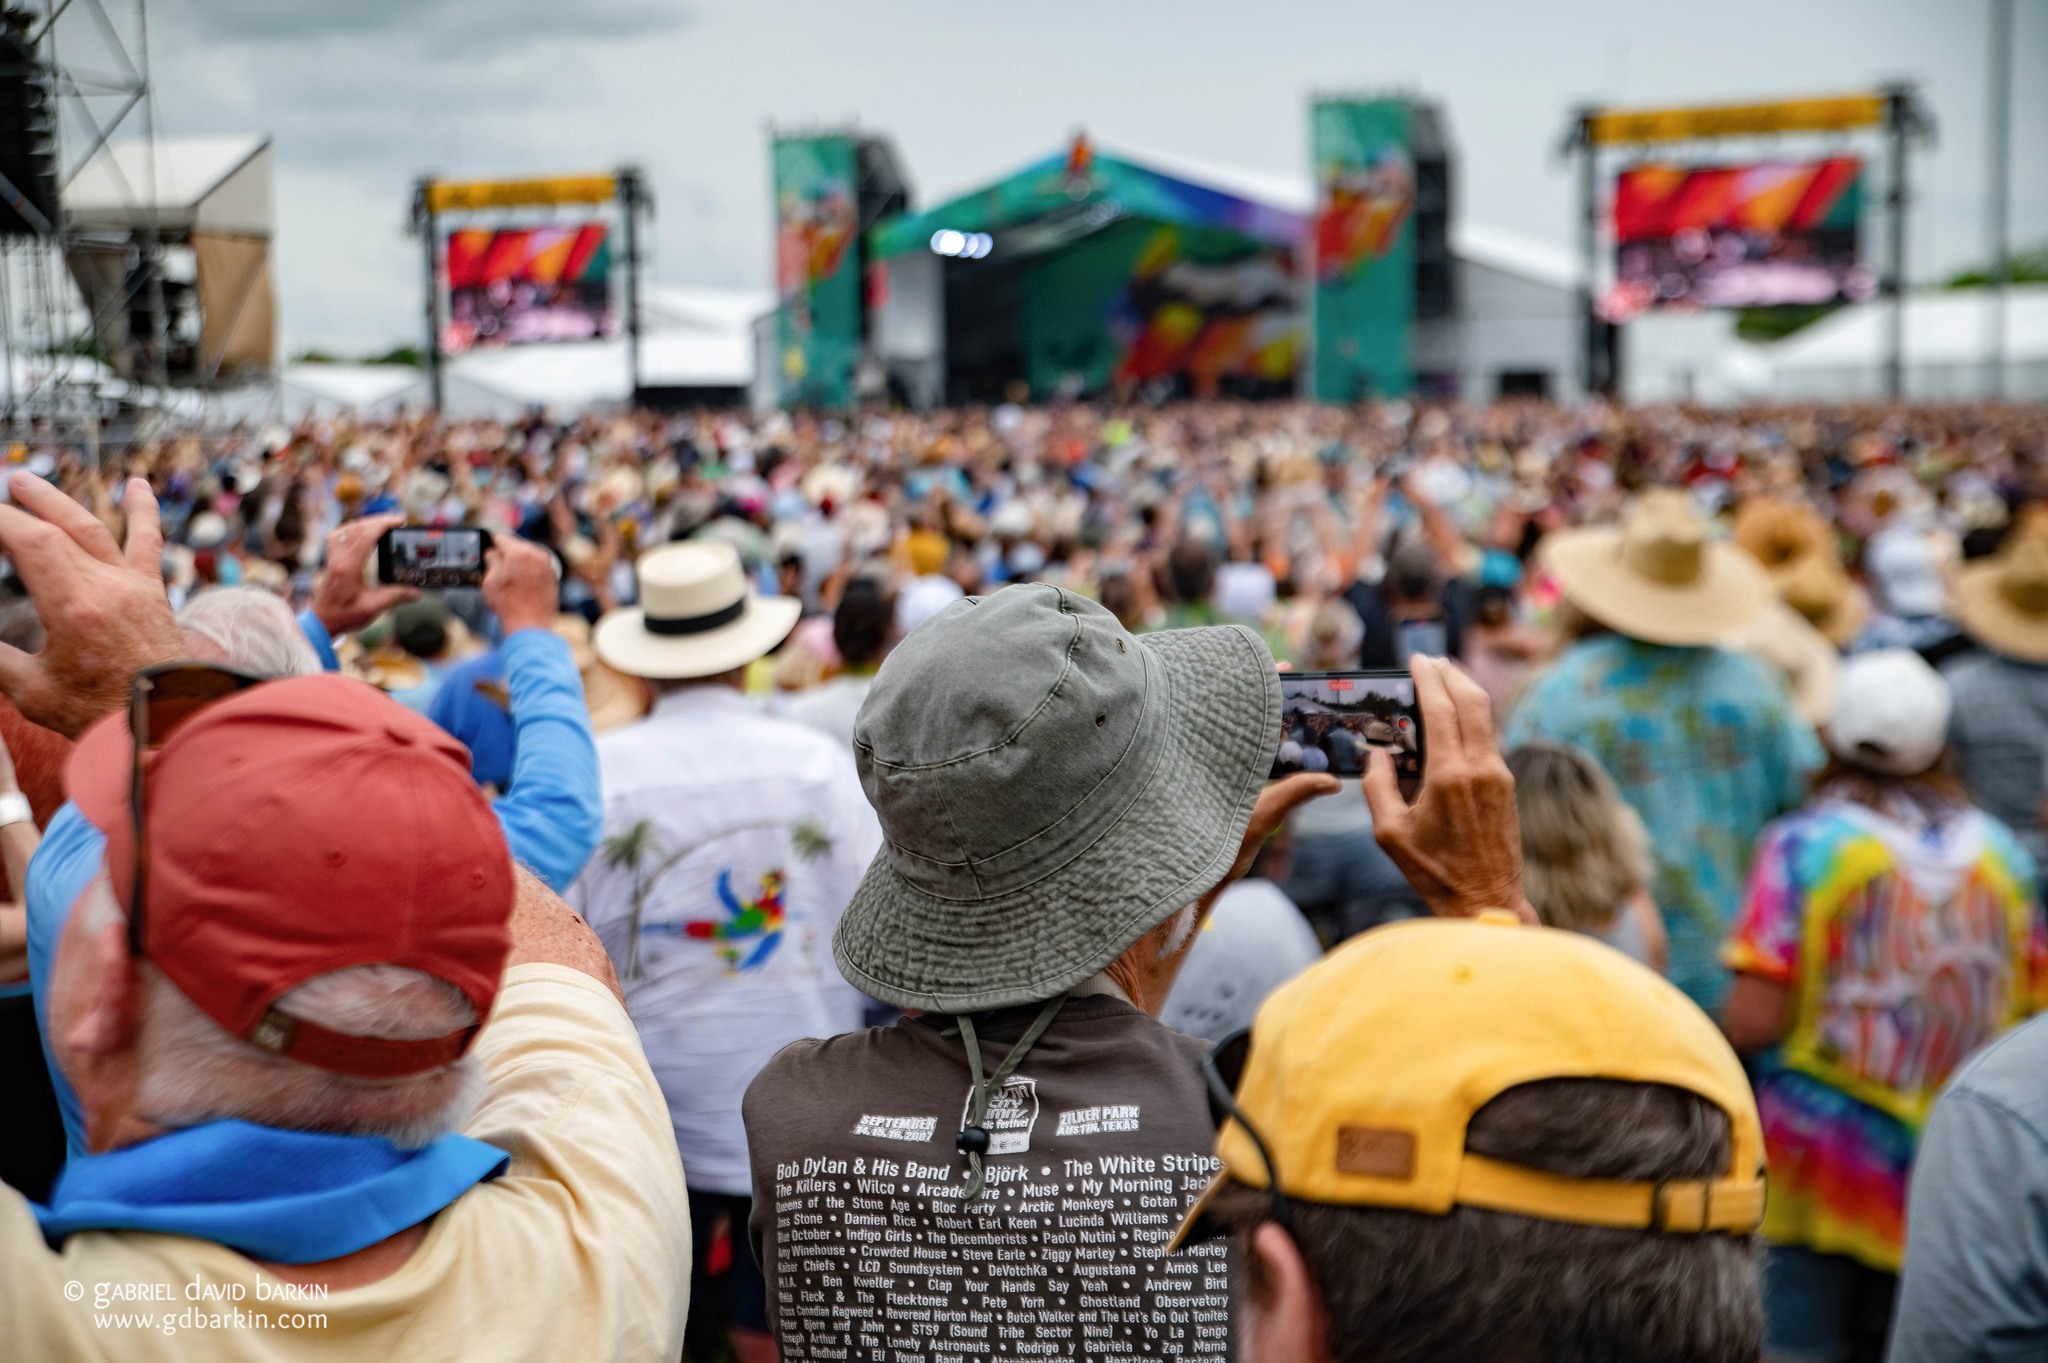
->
xmin=929 ymin=229 xmax=993 ymax=259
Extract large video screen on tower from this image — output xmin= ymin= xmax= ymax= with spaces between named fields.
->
xmin=441 ymin=222 xmax=615 ymax=353
xmin=1607 ymin=157 xmax=1872 ymax=318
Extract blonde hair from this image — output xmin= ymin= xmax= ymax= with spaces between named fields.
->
xmin=1506 ymin=742 xmax=1651 ymax=934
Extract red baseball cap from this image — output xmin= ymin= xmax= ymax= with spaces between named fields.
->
xmin=67 ymin=673 xmax=514 ymax=1078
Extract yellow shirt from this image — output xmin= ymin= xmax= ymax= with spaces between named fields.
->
xmin=1 ymin=963 xmax=691 ymax=1361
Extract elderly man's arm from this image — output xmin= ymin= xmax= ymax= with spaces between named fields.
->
xmin=506 ymin=866 xmax=621 ymax=1006
xmin=482 ymin=539 xmax=603 ymax=891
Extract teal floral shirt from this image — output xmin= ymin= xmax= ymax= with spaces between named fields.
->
xmin=1504 ymin=636 xmax=1823 ymax=1011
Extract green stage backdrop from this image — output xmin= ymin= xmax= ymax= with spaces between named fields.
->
xmin=1312 ymin=99 xmax=1416 ymax=401
xmin=772 ymin=135 xmax=860 ymax=409
xmin=1024 ymin=222 xmax=1299 ymax=398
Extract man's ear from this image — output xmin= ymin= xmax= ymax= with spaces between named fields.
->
xmin=1244 ymin=1221 xmax=1332 ymax=1363
xmin=63 ymin=915 xmax=142 ymax=1060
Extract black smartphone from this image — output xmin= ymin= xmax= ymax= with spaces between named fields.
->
xmin=376 ymin=526 xmax=493 ymax=589
xmin=1270 ymin=670 xmax=1424 ymax=782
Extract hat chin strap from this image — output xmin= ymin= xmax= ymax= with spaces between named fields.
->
xmin=953 ymin=996 xmax=1067 ymax=1202
xmin=1454 ymin=1151 xmax=1764 ymax=1234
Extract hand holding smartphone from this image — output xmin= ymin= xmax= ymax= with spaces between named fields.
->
xmin=377 ymin=526 xmax=493 ymax=589
xmin=1270 ymin=670 xmax=1424 ymax=783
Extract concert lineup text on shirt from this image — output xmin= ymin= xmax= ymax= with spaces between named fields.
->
xmin=768 ymin=1132 xmax=1228 ymax=1362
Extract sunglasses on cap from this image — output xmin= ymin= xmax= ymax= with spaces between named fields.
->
xmin=128 ymin=661 xmax=267 ymax=958
xmin=1197 ymin=1028 xmax=1292 ymax=1240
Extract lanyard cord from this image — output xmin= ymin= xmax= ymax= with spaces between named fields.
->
xmin=956 ymin=995 xmax=1067 ymax=1202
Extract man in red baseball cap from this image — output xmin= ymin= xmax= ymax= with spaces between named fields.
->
xmin=0 ymin=476 xmax=690 ymax=1361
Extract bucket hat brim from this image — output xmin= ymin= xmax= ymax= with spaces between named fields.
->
xmin=593 ymin=596 xmax=801 ymax=680
xmin=1544 ymin=528 xmax=1774 ymax=647
xmin=1956 ymin=562 xmax=2048 ymax=662
xmin=833 ymin=622 xmax=1281 ymax=1014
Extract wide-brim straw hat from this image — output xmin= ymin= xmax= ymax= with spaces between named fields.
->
xmin=1733 ymin=498 xmax=1869 ymax=646
xmin=1543 ymin=489 xmax=1774 ymax=647
xmin=550 ymin=614 xmax=648 ymax=732
xmin=1957 ymin=531 xmax=2048 ymax=663
xmin=1776 ymin=551 xmax=1870 ymax=648
xmin=594 ymin=540 xmax=800 ymax=680
xmin=834 ymin=584 xmax=1280 ymax=1014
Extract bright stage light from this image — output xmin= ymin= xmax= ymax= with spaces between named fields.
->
xmin=930 ymin=229 xmax=993 ymax=259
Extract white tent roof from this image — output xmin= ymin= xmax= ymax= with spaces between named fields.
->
xmin=1452 ymin=222 xmax=1582 ymax=291
xmin=441 ymin=328 xmax=755 ymax=418
xmin=64 ymin=136 xmax=273 ymax=236
xmin=644 ymin=285 xmax=773 ymax=336
xmin=280 ymin=363 xmax=429 ymax=416
xmin=1770 ymin=285 xmax=2048 ymax=369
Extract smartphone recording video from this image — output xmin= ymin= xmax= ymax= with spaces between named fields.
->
xmin=1271 ymin=670 xmax=1424 ymax=782
xmin=377 ymin=526 xmax=493 ymax=589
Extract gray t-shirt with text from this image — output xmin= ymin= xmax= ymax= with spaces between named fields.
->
xmin=744 ymin=996 xmax=1231 ymax=1363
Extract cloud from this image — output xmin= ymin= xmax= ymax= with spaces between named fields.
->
xmin=176 ymin=0 xmax=690 ymax=58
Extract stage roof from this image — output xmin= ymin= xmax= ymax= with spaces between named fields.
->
xmin=869 ymin=143 xmax=1310 ymax=260
xmin=64 ymin=136 xmax=274 ymax=237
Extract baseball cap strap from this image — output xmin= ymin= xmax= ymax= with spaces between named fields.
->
xmin=1456 ymin=1153 xmax=1764 ymax=1234
xmin=248 ymin=1007 xmax=482 ymax=1079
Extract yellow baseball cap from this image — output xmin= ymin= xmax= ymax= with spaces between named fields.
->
xmin=1170 ymin=913 xmax=1764 ymax=1250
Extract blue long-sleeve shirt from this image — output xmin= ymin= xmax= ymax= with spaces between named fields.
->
xmin=27 ymin=623 xmax=602 ymax=1157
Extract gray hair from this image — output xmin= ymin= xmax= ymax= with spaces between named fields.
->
xmin=176 ymin=587 xmax=322 ymax=679
xmin=80 ymin=880 xmax=482 ymax=1149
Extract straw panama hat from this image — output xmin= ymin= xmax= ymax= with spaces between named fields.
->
xmin=594 ymin=540 xmax=800 ymax=680
xmin=1543 ymin=489 xmax=1773 ymax=647
xmin=1956 ymin=528 xmax=2048 ymax=663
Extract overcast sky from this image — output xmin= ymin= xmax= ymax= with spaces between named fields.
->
xmin=108 ymin=0 xmax=2048 ymax=354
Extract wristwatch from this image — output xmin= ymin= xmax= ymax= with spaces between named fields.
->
xmin=0 ymin=792 xmax=32 ymax=830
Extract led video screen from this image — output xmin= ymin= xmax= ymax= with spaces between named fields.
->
xmin=442 ymin=223 xmax=615 ymax=352
xmin=1608 ymin=157 xmax=1872 ymax=318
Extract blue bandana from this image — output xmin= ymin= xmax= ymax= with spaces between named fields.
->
xmin=35 ymin=1120 xmax=509 ymax=1264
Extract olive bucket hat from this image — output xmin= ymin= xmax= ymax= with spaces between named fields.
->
xmin=836 ymin=582 xmax=1281 ymax=1015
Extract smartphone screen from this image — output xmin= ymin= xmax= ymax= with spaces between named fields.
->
xmin=377 ymin=526 xmax=492 ymax=589
xmin=1271 ymin=670 xmax=1424 ymax=782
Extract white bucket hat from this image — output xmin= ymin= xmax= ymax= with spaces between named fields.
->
xmin=594 ymin=541 xmax=800 ymax=681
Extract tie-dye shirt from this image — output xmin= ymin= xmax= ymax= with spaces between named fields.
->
xmin=1724 ymin=796 xmax=2046 ymax=1272
xmin=1505 ymin=636 xmax=1822 ymax=1010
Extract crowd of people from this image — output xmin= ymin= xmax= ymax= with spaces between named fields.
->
xmin=1 ymin=393 xmax=2047 ymax=1361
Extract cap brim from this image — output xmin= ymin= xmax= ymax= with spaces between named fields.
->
xmin=1955 ymin=565 xmax=2048 ymax=663
xmin=1545 ymin=530 xmax=1774 ymax=647
xmin=593 ymin=596 xmax=802 ymax=680
xmin=833 ymin=623 xmax=1281 ymax=1014
xmin=1165 ymin=1170 xmax=1230 ymax=1254
xmin=67 ymin=708 xmax=136 ymax=840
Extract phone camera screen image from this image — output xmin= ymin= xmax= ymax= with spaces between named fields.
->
xmin=380 ymin=528 xmax=490 ymax=589
xmin=1271 ymin=671 xmax=1423 ymax=781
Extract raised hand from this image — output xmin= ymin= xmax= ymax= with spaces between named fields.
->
xmin=1362 ymin=654 xmax=1533 ymax=922
xmin=311 ymin=513 xmax=420 ymax=637
xmin=0 ymin=472 xmax=183 ymax=737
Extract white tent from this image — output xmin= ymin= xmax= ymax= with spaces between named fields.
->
xmin=1763 ymin=286 xmax=2048 ymax=400
xmin=280 ymin=363 xmax=430 ymax=422
xmin=440 ymin=285 xmax=770 ymax=418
